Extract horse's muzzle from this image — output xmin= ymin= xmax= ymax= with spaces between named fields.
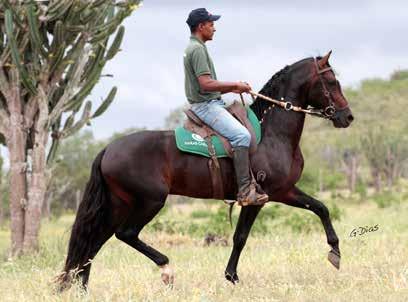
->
xmin=332 ymin=107 xmax=354 ymax=128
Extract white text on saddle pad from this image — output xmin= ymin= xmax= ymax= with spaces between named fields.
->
xmin=192 ymin=134 xmax=205 ymax=142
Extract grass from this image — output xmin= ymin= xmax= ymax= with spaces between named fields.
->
xmin=0 ymin=196 xmax=407 ymax=301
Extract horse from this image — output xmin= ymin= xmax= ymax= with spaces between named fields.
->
xmin=58 ymin=51 xmax=354 ymax=290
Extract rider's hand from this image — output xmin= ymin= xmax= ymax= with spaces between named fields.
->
xmin=233 ymin=81 xmax=251 ymax=94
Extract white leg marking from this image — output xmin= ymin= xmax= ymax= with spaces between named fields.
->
xmin=160 ymin=264 xmax=174 ymax=286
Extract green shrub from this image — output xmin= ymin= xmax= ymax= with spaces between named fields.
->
xmin=190 ymin=209 xmax=212 ymax=219
xmin=297 ymin=168 xmax=318 ymax=195
xmin=205 ymin=206 xmax=236 ymax=236
xmin=148 ymin=219 xmax=177 ymax=234
xmin=372 ymin=191 xmax=400 ymax=208
xmin=391 ymin=69 xmax=408 ymax=81
xmin=283 ymin=212 xmax=320 ymax=233
xmin=355 ymin=179 xmax=367 ymax=199
xmin=323 ymin=172 xmax=345 ymax=191
xmin=258 ymin=204 xmax=281 ymax=219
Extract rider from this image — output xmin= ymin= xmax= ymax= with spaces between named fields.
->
xmin=184 ymin=8 xmax=268 ymax=206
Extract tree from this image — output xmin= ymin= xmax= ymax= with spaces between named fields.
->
xmin=361 ymin=128 xmax=408 ymax=192
xmin=45 ymin=130 xmax=105 ymax=217
xmin=341 ymin=149 xmax=360 ymax=193
xmin=0 ymin=0 xmax=142 ymax=256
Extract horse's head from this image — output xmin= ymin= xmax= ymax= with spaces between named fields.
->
xmin=305 ymin=51 xmax=354 ymax=128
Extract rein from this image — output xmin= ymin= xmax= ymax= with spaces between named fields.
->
xmin=249 ymin=90 xmax=333 ymax=124
xmin=249 ymin=91 xmax=326 ymax=116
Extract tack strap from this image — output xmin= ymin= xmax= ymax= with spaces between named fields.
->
xmin=249 ymin=91 xmax=327 ymax=118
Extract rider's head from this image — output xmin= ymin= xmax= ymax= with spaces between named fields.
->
xmin=186 ymin=8 xmax=221 ymax=41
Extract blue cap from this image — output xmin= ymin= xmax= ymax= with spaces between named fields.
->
xmin=186 ymin=8 xmax=221 ymax=28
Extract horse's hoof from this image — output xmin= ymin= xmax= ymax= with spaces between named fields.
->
xmin=328 ymin=249 xmax=341 ymax=270
xmin=160 ymin=264 xmax=174 ymax=287
xmin=225 ymin=271 xmax=239 ymax=284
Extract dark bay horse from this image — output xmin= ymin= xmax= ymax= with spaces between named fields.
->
xmin=59 ymin=52 xmax=354 ymax=289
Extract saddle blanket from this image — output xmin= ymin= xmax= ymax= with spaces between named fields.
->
xmin=174 ymin=107 xmax=261 ymax=158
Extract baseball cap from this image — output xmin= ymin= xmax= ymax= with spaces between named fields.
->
xmin=186 ymin=8 xmax=221 ymax=28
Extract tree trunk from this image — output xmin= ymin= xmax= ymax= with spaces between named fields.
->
xmin=341 ymin=153 xmax=359 ymax=194
xmin=373 ymin=170 xmax=382 ymax=193
xmin=350 ymin=156 xmax=357 ymax=193
xmin=7 ymin=94 xmax=27 ymax=256
xmin=23 ymin=91 xmax=49 ymax=253
xmin=42 ymin=191 xmax=52 ymax=219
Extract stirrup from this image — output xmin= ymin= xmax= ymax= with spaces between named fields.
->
xmin=237 ymin=184 xmax=268 ymax=206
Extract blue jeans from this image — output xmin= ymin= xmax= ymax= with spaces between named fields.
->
xmin=191 ymin=99 xmax=251 ymax=148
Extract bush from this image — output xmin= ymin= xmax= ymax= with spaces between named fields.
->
xmin=190 ymin=209 xmax=212 ymax=219
xmin=391 ymin=69 xmax=408 ymax=81
xmin=297 ymin=168 xmax=318 ymax=195
xmin=372 ymin=190 xmax=400 ymax=208
xmin=283 ymin=212 xmax=320 ymax=233
xmin=355 ymin=179 xmax=367 ymax=199
xmin=323 ymin=172 xmax=345 ymax=191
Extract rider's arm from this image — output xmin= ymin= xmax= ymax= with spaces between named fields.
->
xmin=198 ymin=75 xmax=250 ymax=94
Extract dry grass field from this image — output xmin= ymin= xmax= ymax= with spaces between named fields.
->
xmin=0 ymin=193 xmax=407 ymax=302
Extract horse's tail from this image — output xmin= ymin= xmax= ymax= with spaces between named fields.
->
xmin=58 ymin=148 xmax=111 ymax=290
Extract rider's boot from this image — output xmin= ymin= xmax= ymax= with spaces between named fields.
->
xmin=233 ymin=146 xmax=269 ymax=206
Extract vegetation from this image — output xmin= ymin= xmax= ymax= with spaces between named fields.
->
xmin=0 ymin=192 xmax=407 ymax=301
xmin=0 ymin=52 xmax=406 ymax=299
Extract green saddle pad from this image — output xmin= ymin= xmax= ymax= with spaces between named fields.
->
xmin=175 ymin=107 xmax=261 ymax=158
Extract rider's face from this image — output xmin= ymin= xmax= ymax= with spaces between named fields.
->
xmin=200 ymin=21 xmax=216 ymax=41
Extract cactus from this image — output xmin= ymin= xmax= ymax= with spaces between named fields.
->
xmin=5 ymin=9 xmax=37 ymax=95
xmin=26 ymin=3 xmax=47 ymax=58
xmin=106 ymin=26 xmax=125 ymax=60
xmin=92 ymin=86 xmax=117 ymax=118
xmin=0 ymin=0 xmax=143 ymax=254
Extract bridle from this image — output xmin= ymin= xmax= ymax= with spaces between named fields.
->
xmin=313 ymin=57 xmax=337 ymax=117
xmin=251 ymin=57 xmax=349 ymax=124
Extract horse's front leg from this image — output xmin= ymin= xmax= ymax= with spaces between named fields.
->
xmin=277 ymin=186 xmax=341 ymax=269
xmin=225 ymin=205 xmax=263 ymax=284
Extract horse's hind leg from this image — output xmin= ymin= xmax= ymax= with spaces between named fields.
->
xmin=78 ymin=194 xmax=131 ymax=288
xmin=79 ymin=227 xmax=115 ymax=288
xmin=115 ymin=195 xmax=174 ymax=285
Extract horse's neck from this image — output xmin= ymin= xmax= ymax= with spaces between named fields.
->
xmin=257 ymin=90 xmax=307 ymax=150
xmin=261 ymin=108 xmax=306 ymax=150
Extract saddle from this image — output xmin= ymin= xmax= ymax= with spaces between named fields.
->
xmin=183 ymin=101 xmax=258 ymax=199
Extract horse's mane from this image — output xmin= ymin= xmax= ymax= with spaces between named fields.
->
xmin=250 ymin=57 xmax=315 ymax=121
xmin=250 ymin=65 xmax=290 ymax=120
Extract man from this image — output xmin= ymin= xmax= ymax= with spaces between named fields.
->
xmin=184 ymin=8 xmax=268 ymax=206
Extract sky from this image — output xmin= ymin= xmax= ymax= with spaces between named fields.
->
xmin=87 ymin=0 xmax=408 ymax=139
xmin=1 ymin=0 xmax=408 ymax=161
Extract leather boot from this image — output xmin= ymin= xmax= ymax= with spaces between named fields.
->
xmin=233 ymin=146 xmax=269 ymax=206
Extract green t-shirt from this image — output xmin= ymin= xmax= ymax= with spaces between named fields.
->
xmin=184 ymin=35 xmax=221 ymax=104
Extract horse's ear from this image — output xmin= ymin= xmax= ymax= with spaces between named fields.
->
xmin=318 ymin=50 xmax=332 ymax=68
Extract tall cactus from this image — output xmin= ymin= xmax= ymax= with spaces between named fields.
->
xmin=0 ymin=0 xmax=143 ymax=255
